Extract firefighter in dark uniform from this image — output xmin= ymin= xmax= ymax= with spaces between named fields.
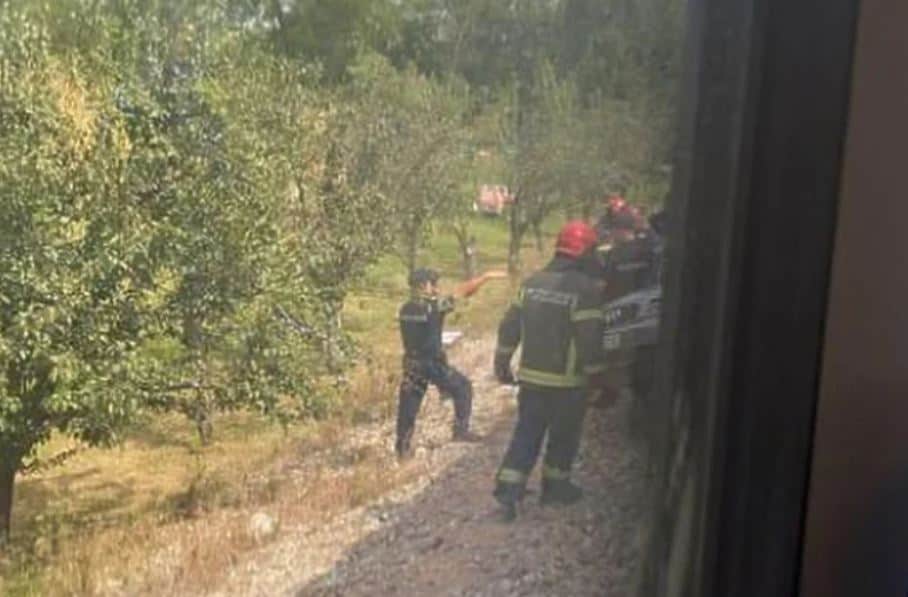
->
xmin=592 ymin=204 xmax=664 ymax=409
xmin=597 ymin=204 xmax=653 ymax=301
xmin=492 ymin=221 xmax=607 ymax=520
xmin=396 ymin=268 xmax=481 ymax=459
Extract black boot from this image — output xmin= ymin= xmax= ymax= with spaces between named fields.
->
xmin=452 ymin=420 xmax=482 ymax=443
xmin=493 ymin=483 xmax=523 ymax=523
xmin=452 ymin=428 xmax=482 ymax=443
xmin=395 ymin=443 xmax=412 ymax=461
xmin=540 ymin=479 xmax=584 ymax=506
xmin=500 ymin=500 xmax=517 ymax=522
xmin=395 ymin=430 xmax=414 ymax=460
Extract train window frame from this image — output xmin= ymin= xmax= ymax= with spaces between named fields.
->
xmin=637 ymin=0 xmax=861 ymax=595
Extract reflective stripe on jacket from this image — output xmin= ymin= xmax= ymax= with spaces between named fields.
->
xmin=496 ymin=256 xmax=605 ymax=388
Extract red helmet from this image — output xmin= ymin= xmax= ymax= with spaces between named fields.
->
xmin=555 ymin=220 xmax=598 ymax=258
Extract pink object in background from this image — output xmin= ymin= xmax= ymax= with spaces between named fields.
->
xmin=474 ymin=185 xmax=514 ymax=215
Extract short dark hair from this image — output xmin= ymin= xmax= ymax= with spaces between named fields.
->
xmin=408 ymin=267 xmax=439 ymax=288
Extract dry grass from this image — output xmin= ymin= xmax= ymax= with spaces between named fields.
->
xmin=15 ymin=367 xmax=432 ymax=597
xmin=0 ymin=219 xmax=555 ymax=596
xmin=4 ymin=407 xmax=418 ymax=596
xmin=39 ymin=454 xmax=413 ymax=596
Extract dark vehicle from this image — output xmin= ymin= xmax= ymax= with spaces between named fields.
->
xmin=602 ymin=283 xmax=661 ymax=398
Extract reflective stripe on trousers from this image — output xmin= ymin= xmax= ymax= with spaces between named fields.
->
xmin=494 ymin=384 xmax=587 ymax=491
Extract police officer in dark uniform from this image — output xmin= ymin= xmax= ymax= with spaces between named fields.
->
xmin=396 ymin=268 xmax=481 ymax=459
xmin=492 ymin=221 xmax=607 ymax=519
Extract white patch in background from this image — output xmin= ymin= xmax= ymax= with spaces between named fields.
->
xmin=442 ymin=330 xmax=463 ymax=347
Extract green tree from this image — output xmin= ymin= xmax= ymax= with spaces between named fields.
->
xmin=118 ymin=20 xmax=343 ymax=442
xmin=264 ymin=0 xmax=407 ymax=83
xmin=346 ymin=54 xmax=472 ymax=274
xmin=489 ymin=63 xmax=585 ymax=272
xmin=0 ymin=14 xmax=158 ymax=540
xmin=210 ymin=48 xmax=407 ymax=375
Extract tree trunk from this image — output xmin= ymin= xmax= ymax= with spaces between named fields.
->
xmin=452 ymin=226 xmax=477 ymax=280
xmin=323 ymin=304 xmax=345 ymax=373
xmin=508 ymin=227 xmax=524 ymax=275
xmin=508 ymin=203 xmax=525 ymax=275
xmin=195 ymin=412 xmax=213 ymax=446
xmin=532 ymin=219 xmax=544 ymax=254
xmin=0 ymin=456 xmax=18 ymax=544
xmin=189 ymin=393 xmax=214 ymax=446
xmin=405 ymin=234 xmax=419 ymax=275
xmin=463 ymin=243 xmax=477 ymax=280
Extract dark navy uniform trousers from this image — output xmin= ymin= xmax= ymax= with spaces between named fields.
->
xmin=396 ymin=357 xmax=473 ymax=450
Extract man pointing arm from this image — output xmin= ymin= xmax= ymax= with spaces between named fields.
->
xmin=394 ymin=267 xmax=506 ymax=459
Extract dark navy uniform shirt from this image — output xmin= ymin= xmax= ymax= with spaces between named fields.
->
xmin=399 ymin=294 xmax=455 ymax=361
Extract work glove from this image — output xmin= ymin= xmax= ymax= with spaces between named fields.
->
xmin=494 ymin=354 xmax=516 ymax=385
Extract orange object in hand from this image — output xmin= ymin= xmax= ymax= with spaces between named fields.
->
xmin=452 ymin=270 xmax=508 ymax=299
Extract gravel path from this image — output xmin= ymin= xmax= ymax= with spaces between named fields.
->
xmin=214 ymin=337 xmax=645 ymax=597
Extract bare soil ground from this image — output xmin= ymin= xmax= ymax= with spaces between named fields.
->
xmin=209 ymin=337 xmax=646 ymax=597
